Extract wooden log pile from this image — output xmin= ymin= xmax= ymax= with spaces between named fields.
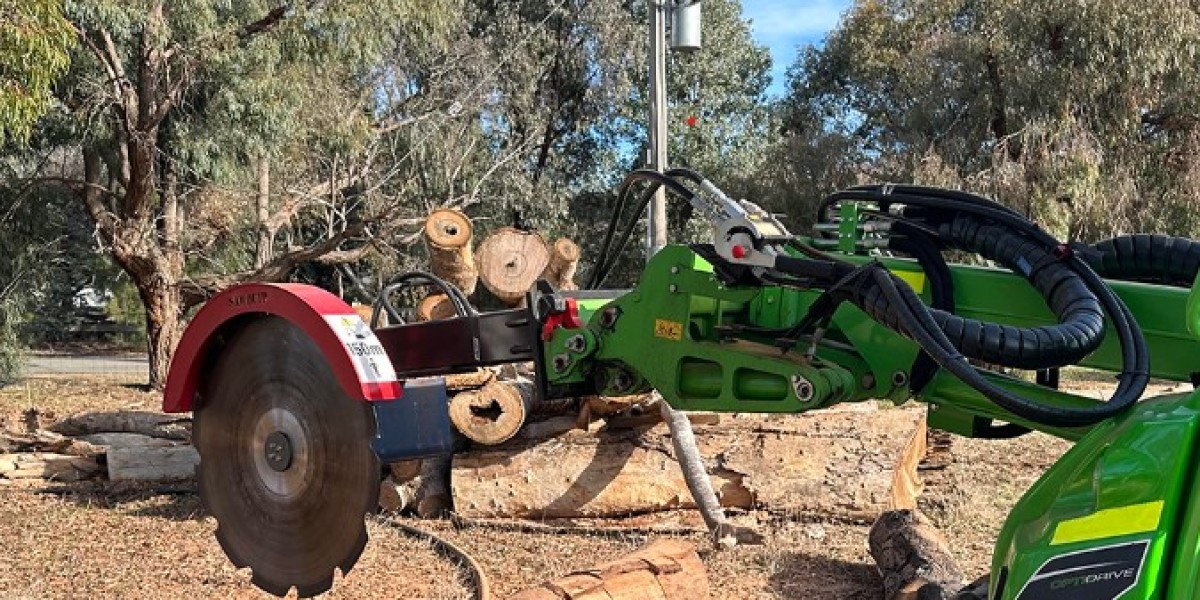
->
xmin=1 ymin=411 xmax=196 ymax=485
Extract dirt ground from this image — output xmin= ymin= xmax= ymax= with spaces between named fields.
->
xmin=1 ymin=374 xmax=1138 ymax=599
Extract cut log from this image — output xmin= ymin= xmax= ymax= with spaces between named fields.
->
xmin=424 ymin=208 xmax=478 ymax=295
xmin=869 ymin=509 xmax=964 ymax=600
xmin=0 ymin=452 xmax=100 ymax=481
xmin=416 ymin=293 xmax=457 ymax=322
xmin=448 ymin=379 xmax=533 ymax=445
xmin=452 ymin=406 xmax=925 ymax=520
xmin=476 ymin=227 xmax=550 ymax=306
xmin=49 ymin=411 xmax=191 ymax=441
xmin=508 ymin=538 xmax=708 ymax=600
xmin=106 ymin=445 xmax=200 ymax=482
xmin=540 ymin=237 xmax=580 ymax=291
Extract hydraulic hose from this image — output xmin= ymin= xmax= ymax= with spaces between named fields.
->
xmin=1083 ymin=234 xmax=1200 ymax=288
xmin=814 ymin=186 xmax=1149 ymax=428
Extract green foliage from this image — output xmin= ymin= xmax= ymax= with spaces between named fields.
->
xmin=780 ymin=0 xmax=1200 ymax=240
xmin=0 ymin=0 xmax=74 ymax=143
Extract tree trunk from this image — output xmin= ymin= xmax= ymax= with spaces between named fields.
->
xmin=509 ymin=539 xmax=709 ymax=600
xmin=255 ymin=156 xmax=272 ymax=268
xmin=451 ymin=406 xmax=927 ymax=520
xmin=138 ymin=267 xmax=183 ymax=390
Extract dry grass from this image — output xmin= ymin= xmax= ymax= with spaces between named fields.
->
xmin=0 ymin=375 xmax=1082 ymax=599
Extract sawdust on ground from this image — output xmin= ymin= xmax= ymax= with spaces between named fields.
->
xmin=1 ymin=374 xmax=1144 ymax=599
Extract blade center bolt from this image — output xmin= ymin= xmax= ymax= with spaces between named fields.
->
xmin=264 ymin=431 xmax=294 ymax=472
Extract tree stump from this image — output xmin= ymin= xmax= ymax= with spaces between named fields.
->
xmin=424 ymin=208 xmax=478 ymax=295
xmin=477 ymin=227 xmax=550 ymax=306
xmin=508 ymin=539 xmax=709 ymax=600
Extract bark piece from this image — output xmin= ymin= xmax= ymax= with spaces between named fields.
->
xmin=49 ymin=411 xmax=191 ymax=441
xmin=424 ymin=208 xmax=478 ymax=295
xmin=476 ymin=227 xmax=550 ymax=305
xmin=0 ymin=453 xmax=101 ymax=481
xmin=508 ymin=538 xmax=708 ymax=600
xmin=869 ymin=509 xmax=964 ymax=600
xmin=106 ymin=444 xmax=200 ymax=482
xmin=890 ymin=418 xmax=928 ymax=510
xmin=540 ymin=237 xmax=581 ymax=291
xmin=449 ymin=380 xmax=533 ymax=445
xmin=452 ymin=407 xmax=925 ymax=520
xmin=445 ymin=369 xmax=495 ymax=391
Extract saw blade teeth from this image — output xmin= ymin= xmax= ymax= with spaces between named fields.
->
xmin=250 ymin=570 xmax=298 ymax=598
xmin=294 ymin=572 xmax=336 ymax=599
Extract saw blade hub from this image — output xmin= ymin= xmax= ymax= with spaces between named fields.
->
xmin=251 ymin=407 xmax=311 ymax=497
xmin=263 ymin=431 xmax=293 ymax=472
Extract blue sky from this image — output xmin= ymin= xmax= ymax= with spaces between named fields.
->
xmin=740 ymin=0 xmax=851 ymax=97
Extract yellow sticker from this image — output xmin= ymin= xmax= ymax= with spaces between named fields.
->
xmin=893 ymin=271 xmax=926 ymax=294
xmin=1051 ymin=500 xmax=1164 ymax=545
xmin=654 ymin=319 xmax=683 ymax=341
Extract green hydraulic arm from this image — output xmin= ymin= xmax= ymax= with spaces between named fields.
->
xmin=538 ymin=172 xmax=1200 ymax=600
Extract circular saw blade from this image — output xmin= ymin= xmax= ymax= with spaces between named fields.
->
xmin=194 ymin=316 xmax=381 ymax=598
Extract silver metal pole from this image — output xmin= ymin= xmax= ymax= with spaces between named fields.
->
xmin=646 ymin=0 xmax=669 ymax=257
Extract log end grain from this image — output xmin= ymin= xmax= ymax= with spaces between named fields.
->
xmin=476 ymin=227 xmax=550 ymax=305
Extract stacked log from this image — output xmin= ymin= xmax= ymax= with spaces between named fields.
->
xmin=424 ymin=208 xmax=478 ymax=295
xmin=540 ymin=237 xmax=581 ymax=291
xmin=476 ymin=227 xmax=550 ymax=306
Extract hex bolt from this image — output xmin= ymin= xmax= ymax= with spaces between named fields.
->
xmin=792 ymin=375 xmax=815 ymax=403
xmin=670 ymin=266 xmax=680 ymax=274
xmin=669 ymin=284 xmax=678 ymax=294
xmin=599 ymin=307 xmax=621 ymax=329
xmin=552 ymin=353 xmax=571 ymax=373
xmin=861 ymin=373 xmax=876 ymax=390
xmin=891 ymin=371 xmax=909 ymax=388
xmin=565 ymin=334 xmax=587 ymax=353
xmin=613 ymin=371 xmax=633 ymax=393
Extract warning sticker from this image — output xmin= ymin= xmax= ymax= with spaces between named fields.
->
xmin=654 ymin=319 xmax=684 ymax=341
xmin=324 ymin=314 xmax=399 ymax=384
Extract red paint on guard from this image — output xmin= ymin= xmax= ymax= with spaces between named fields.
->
xmin=162 ymin=283 xmax=403 ymax=413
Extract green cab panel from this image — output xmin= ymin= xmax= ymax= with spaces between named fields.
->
xmin=992 ymin=391 xmax=1200 ymax=599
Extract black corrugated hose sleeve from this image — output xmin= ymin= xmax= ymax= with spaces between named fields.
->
xmin=927 ymin=215 xmax=1106 ymax=369
xmin=815 ymin=185 xmax=1149 ymax=427
xmin=1084 ymin=234 xmax=1200 ymax=287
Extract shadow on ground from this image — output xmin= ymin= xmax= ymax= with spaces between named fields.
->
xmin=768 ymin=550 xmax=881 ymax=599
xmin=36 ymin=480 xmax=204 ymax=521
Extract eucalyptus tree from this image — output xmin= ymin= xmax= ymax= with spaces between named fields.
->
xmin=12 ymin=1 xmax=454 ymax=387
xmin=781 ymin=0 xmax=1200 ymax=239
